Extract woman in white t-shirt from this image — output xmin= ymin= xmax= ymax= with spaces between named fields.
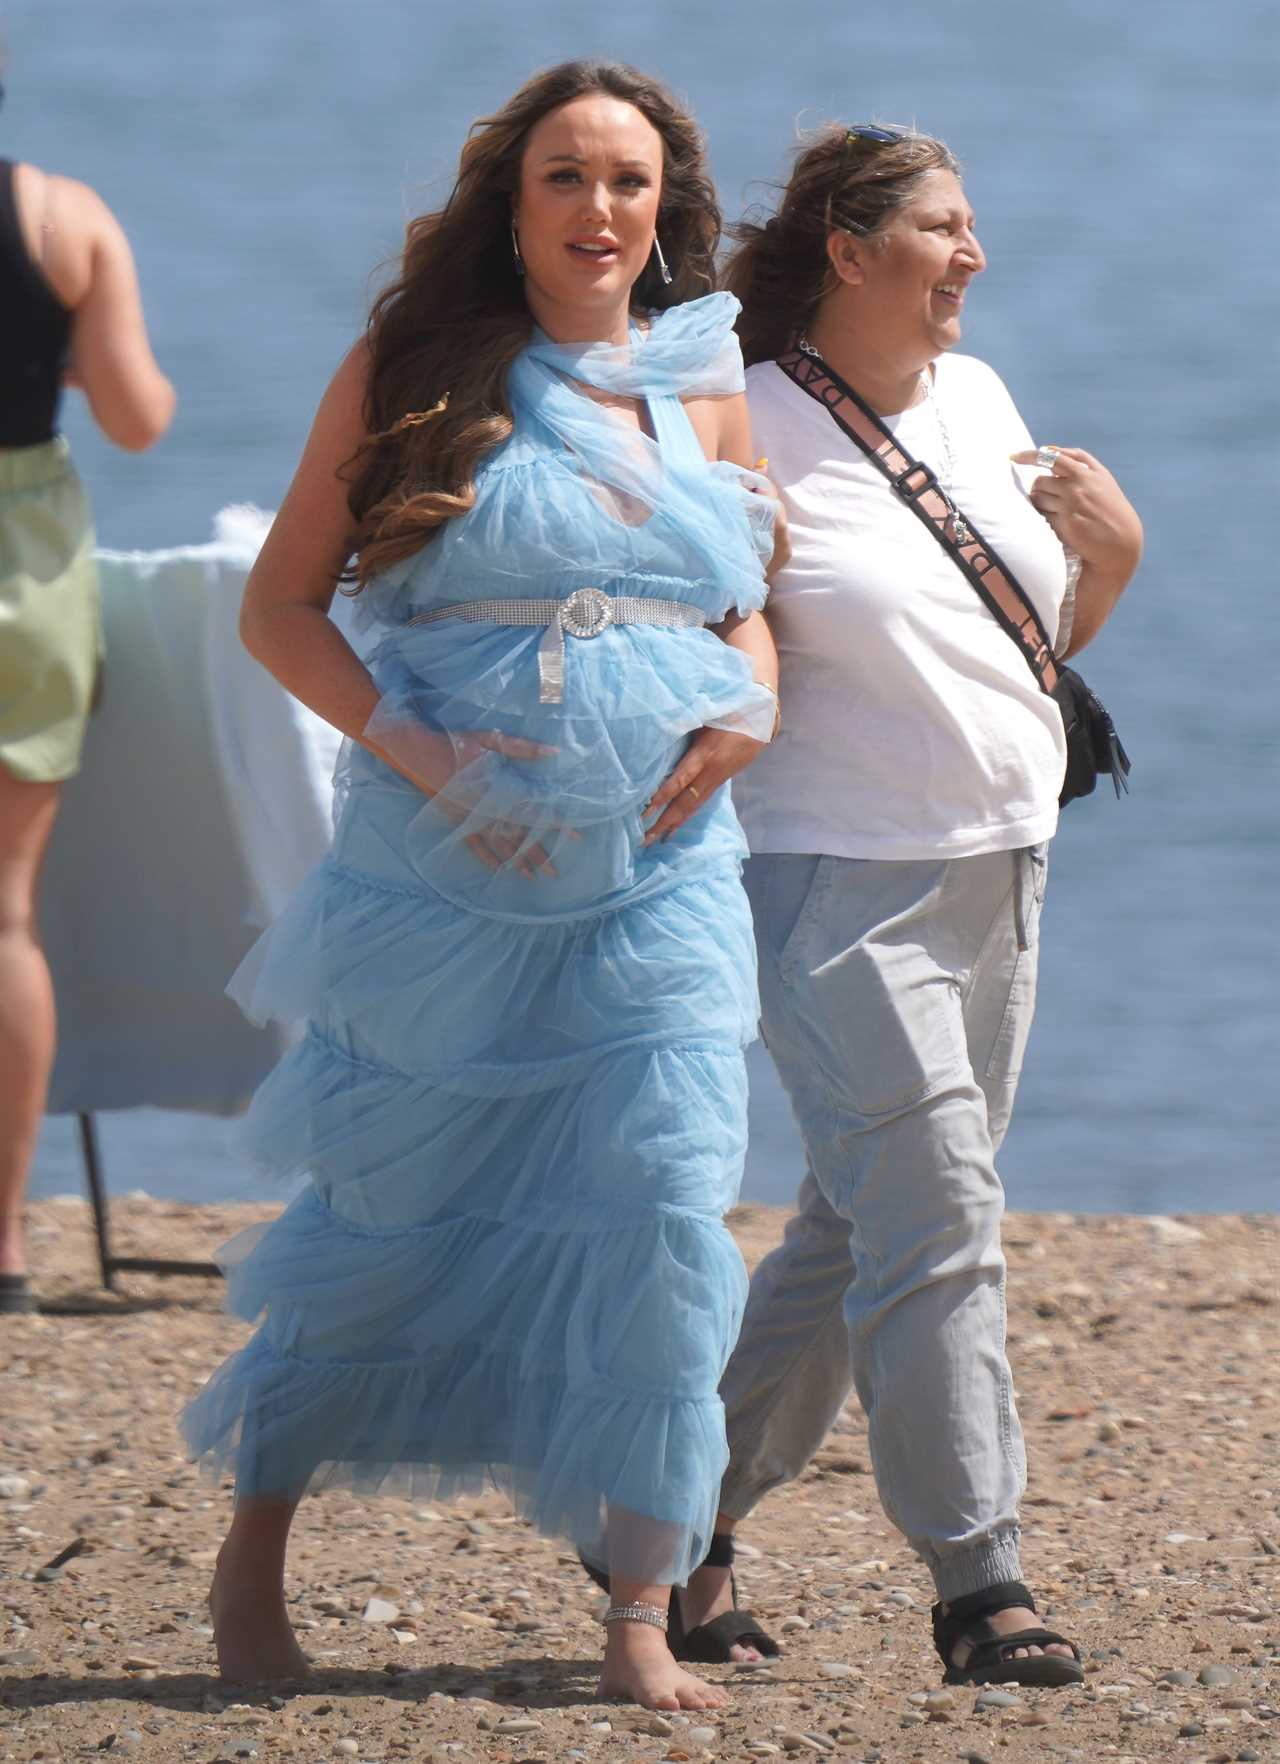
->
xmin=673 ymin=126 xmax=1141 ymax=1687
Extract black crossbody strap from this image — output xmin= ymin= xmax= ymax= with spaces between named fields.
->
xmin=776 ymin=345 xmax=1061 ymax=697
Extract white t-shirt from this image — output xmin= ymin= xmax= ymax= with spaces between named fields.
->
xmin=734 ymin=353 xmax=1069 ymax=860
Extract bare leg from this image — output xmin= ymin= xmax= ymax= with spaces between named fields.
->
xmin=597 ymin=1569 xmax=727 ymax=1712
xmin=0 ymin=776 xmax=61 ymax=1280
xmin=210 ymin=1496 xmax=309 ymax=1681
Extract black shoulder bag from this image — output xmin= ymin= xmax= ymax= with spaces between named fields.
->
xmin=775 ymin=343 xmax=1130 ymax=808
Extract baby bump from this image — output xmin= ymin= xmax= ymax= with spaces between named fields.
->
xmin=334 ymin=740 xmax=747 ymax=923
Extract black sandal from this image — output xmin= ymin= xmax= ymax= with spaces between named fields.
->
xmin=675 ymin=1531 xmax=780 ymax=1664
xmin=932 ymin=1579 xmax=1084 ymax=1688
xmin=0 ymin=1274 xmax=36 ymax=1315
xmin=578 ymin=1533 xmax=780 ymax=1664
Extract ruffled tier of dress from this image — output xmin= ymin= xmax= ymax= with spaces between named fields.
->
xmin=184 ymin=1117 xmax=748 ymax=1581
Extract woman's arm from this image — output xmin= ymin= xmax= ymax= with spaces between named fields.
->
xmin=239 ymin=343 xmax=384 ymax=740
xmin=643 ymin=395 xmax=780 ymax=843
xmin=712 ymin=606 xmax=777 ymax=691
xmin=712 ymin=389 xmax=780 ymax=699
xmin=33 ymin=171 xmax=176 ymax=451
xmin=1013 ymin=446 xmax=1143 ymax=659
xmin=716 ymin=389 xmax=791 ymax=578
xmin=239 ymin=348 xmax=477 ymax=778
xmin=243 ymin=347 xmax=555 ymax=871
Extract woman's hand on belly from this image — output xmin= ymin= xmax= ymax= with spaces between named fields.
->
xmin=462 ymin=814 xmax=580 ymax=880
xmin=373 ymin=720 xmax=557 ymax=796
xmin=642 ymin=726 xmax=769 ymax=845
xmin=372 ymin=720 xmax=572 ymax=879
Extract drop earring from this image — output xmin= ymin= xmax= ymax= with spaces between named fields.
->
xmin=511 ymin=222 xmax=525 ymax=277
xmin=652 ymin=236 xmax=673 ymax=286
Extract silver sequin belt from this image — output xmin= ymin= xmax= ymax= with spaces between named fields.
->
xmin=406 ymin=587 xmax=706 ymax=704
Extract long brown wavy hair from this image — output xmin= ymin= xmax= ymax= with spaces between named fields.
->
xmin=345 ymin=59 xmax=721 ymax=587
xmin=724 ymin=124 xmax=959 ymax=368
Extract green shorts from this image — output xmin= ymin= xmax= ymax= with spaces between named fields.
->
xmin=0 ymin=437 xmax=101 ymax=784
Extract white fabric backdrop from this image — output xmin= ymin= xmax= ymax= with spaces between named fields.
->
xmin=41 ymin=508 xmax=345 ymax=1116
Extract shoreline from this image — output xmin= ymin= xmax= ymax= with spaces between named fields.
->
xmin=2 ymin=1197 xmax=1276 ymax=1763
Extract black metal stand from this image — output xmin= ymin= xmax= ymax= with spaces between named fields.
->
xmin=77 ymin=1112 xmax=222 ymax=1291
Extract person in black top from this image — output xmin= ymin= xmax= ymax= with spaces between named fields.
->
xmin=0 ymin=131 xmax=174 ymax=1312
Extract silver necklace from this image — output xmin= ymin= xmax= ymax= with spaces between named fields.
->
xmin=796 ymin=334 xmax=971 ymax=545
xmin=918 ymin=368 xmax=970 ymax=545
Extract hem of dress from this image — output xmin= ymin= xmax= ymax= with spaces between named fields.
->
xmin=182 ymin=1317 xmax=734 ymax=1584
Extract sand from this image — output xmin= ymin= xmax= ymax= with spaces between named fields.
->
xmin=1 ymin=1195 xmax=1277 ymax=1764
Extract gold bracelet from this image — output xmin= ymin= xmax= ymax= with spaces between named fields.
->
xmin=758 ymin=681 xmax=782 ymax=741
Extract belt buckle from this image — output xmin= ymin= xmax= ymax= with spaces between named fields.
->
xmin=560 ymin=586 xmax=612 ymax=639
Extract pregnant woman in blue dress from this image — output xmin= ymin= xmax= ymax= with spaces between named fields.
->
xmin=183 ymin=60 xmax=780 ymax=1710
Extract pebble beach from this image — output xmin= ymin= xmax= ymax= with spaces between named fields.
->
xmin=2 ymin=1196 xmax=1277 ymax=1764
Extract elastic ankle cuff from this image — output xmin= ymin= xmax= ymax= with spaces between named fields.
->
xmin=924 ymin=1530 xmax=1023 ymax=1603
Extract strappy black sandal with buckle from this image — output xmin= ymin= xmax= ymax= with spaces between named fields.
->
xmin=932 ymin=1580 xmax=1084 ymax=1688
xmin=578 ymin=1533 xmax=781 ymax=1664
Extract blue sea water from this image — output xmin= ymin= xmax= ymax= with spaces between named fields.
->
xmin=10 ymin=0 xmax=1277 ymax=1214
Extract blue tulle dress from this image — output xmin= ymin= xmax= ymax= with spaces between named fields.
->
xmin=182 ymin=292 xmax=776 ymax=1586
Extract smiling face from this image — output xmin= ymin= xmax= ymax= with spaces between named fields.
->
xmin=512 ymin=94 xmax=665 ymax=341
xmin=832 ymin=168 xmax=987 ymax=370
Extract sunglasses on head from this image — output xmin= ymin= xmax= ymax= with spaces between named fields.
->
xmin=844 ymin=124 xmax=903 ymax=147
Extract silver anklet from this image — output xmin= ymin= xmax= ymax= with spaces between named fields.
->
xmin=603 ymin=1601 xmax=668 ymax=1630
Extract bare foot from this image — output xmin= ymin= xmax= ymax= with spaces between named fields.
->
xmin=678 ymin=1562 xmax=764 ymax=1665
xmin=949 ymin=1603 xmax=1077 ymax=1670
xmin=209 ymin=1558 xmax=310 ymax=1682
xmin=598 ymin=1622 xmax=728 ymax=1711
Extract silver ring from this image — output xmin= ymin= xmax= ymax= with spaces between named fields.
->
xmin=1034 ymin=444 xmax=1061 ymax=470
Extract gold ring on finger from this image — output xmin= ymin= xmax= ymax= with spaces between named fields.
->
xmin=685 ymin=783 xmax=701 ymax=801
